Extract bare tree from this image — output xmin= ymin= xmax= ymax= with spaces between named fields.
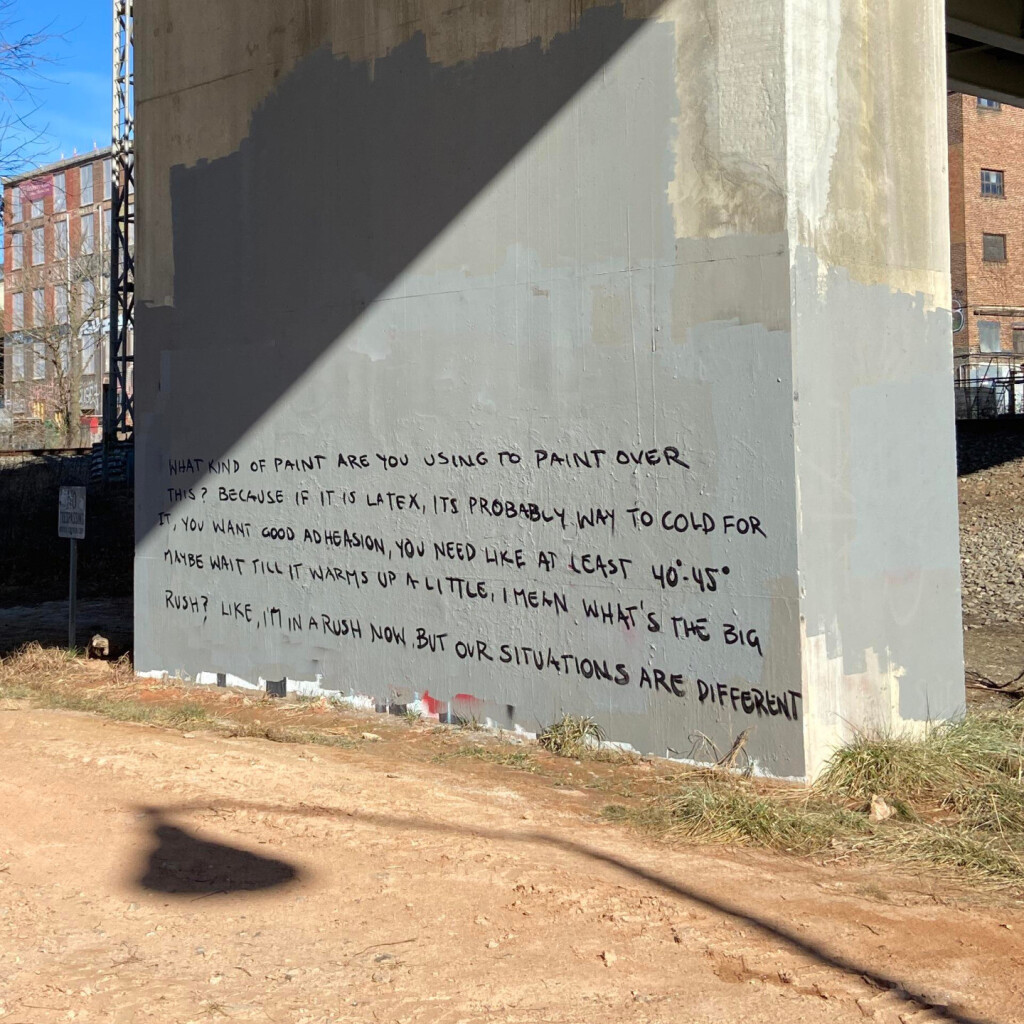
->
xmin=0 ymin=0 xmax=54 ymax=175
xmin=18 ymin=226 xmax=106 ymax=447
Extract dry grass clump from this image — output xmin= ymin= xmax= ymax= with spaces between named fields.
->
xmin=436 ymin=742 xmax=538 ymax=771
xmin=0 ymin=645 xmax=213 ymax=728
xmin=0 ymin=642 xmax=78 ymax=695
xmin=607 ymin=782 xmax=867 ymax=854
xmin=817 ymin=709 xmax=1024 ymax=883
xmin=819 ymin=711 xmax=1024 ymax=807
xmin=0 ymin=643 xmax=356 ymax=747
xmin=819 ymin=710 xmax=1024 ymax=838
xmin=605 ymin=705 xmax=1024 ymax=888
xmin=225 ymin=719 xmax=355 ymax=748
xmin=538 ymin=715 xmax=604 ymax=758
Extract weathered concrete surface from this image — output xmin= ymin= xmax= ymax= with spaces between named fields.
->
xmin=136 ymin=0 xmax=963 ymax=778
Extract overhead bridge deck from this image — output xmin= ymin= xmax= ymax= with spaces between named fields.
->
xmin=949 ymin=1 xmax=1024 ymax=103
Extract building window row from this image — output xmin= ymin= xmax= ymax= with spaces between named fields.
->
xmin=7 ymin=159 xmax=111 ymax=223
xmin=978 ymin=97 xmax=1002 ymax=110
xmin=8 ymin=213 xmax=100 ymax=268
xmin=7 ymin=335 xmax=101 ymax=384
xmin=8 ymin=281 xmax=98 ymax=332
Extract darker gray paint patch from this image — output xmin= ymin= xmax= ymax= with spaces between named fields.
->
xmin=138 ymin=5 xmax=648 ymax=545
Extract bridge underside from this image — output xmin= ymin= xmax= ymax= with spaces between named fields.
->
xmin=949 ymin=1 xmax=1024 ymax=103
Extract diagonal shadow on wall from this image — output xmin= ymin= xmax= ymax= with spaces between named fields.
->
xmin=138 ymin=3 xmax=659 ymax=546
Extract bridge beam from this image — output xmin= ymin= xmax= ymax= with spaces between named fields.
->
xmin=948 ymin=3 xmax=1024 ymax=104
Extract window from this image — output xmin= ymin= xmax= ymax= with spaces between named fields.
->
xmin=81 ymin=334 xmax=98 ymax=376
xmin=1012 ymin=327 xmax=1024 ymax=354
xmin=81 ymin=380 xmax=99 ymax=410
xmin=979 ymin=320 xmax=1002 ymax=352
xmin=80 ymin=163 xmax=93 ymax=206
xmin=54 ymin=219 xmax=68 ymax=259
xmin=54 ymin=172 xmax=66 ymax=213
xmin=11 ymin=343 xmax=24 ymax=382
xmin=982 ymin=169 xmax=1005 ymax=197
xmin=983 ymin=233 xmax=1007 ymax=261
xmin=81 ymin=278 xmax=96 ymax=318
xmin=9 ymin=184 xmax=19 ymax=222
xmin=29 ymin=197 xmax=43 ymax=219
xmin=31 ymin=226 xmax=44 ymax=265
xmin=59 ymin=334 xmax=71 ymax=375
xmin=32 ymin=341 xmax=45 ymax=380
xmin=11 ymin=292 xmax=23 ymax=330
xmin=54 ymin=284 xmax=68 ymax=323
xmin=31 ymin=288 xmax=44 ymax=327
xmin=11 ymin=231 xmax=22 ymax=269
xmin=978 ymin=97 xmax=1002 ymax=109
xmin=80 ymin=213 xmax=94 ymax=255
xmin=102 ymin=158 xmax=112 ymax=200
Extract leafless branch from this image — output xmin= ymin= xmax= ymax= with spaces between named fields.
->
xmin=0 ymin=0 xmax=61 ymax=175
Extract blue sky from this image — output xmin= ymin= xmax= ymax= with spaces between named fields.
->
xmin=5 ymin=0 xmax=109 ymax=171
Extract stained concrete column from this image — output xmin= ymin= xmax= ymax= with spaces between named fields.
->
xmin=135 ymin=0 xmax=963 ymax=779
xmin=785 ymin=0 xmax=963 ymax=773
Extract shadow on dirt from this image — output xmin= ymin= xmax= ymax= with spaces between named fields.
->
xmin=146 ymin=799 xmax=999 ymax=1024
xmin=136 ymin=807 xmax=298 ymax=895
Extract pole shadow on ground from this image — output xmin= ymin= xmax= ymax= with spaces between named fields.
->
xmin=141 ymin=799 xmax=1000 ymax=1024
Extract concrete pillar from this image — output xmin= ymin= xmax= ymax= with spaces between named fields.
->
xmin=135 ymin=0 xmax=963 ymax=779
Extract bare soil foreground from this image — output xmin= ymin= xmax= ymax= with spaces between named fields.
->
xmin=2 ymin=666 xmax=1024 ymax=1024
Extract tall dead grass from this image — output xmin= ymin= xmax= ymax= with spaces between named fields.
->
xmin=605 ymin=705 xmax=1024 ymax=887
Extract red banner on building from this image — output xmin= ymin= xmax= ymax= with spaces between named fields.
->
xmin=21 ymin=176 xmax=53 ymax=201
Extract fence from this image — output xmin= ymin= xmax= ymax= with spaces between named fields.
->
xmin=0 ymin=443 xmax=133 ymax=606
xmin=954 ymin=354 xmax=1024 ymax=420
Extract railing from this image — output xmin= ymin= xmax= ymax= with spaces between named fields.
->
xmin=954 ymin=354 xmax=1024 ymax=419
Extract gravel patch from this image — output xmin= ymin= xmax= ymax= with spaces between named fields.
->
xmin=959 ymin=423 xmax=1024 ymax=624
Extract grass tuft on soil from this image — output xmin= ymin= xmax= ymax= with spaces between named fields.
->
xmin=433 ymin=742 xmax=538 ymax=771
xmin=604 ymin=705 xmax=1024 ymax=887
xmin=0 ymin=643 xmax=355 ymax=746
xmin=605 ymin=783 xmax=869 ymax=854
xmin=538 ymin=715 xmax=604 ymax=758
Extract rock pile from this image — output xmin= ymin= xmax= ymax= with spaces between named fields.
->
xmin=958 ymin=423 xmax=1024 ymax=624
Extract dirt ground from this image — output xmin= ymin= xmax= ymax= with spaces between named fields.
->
xmin=1 ymin=696 xmax=1023 ymax=1024
xmin=2 ymin=432 xmax=1024 ymax=1024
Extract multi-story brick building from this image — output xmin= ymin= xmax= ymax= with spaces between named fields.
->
xmin=1 ymin=149 xmax=113 ymax=448
xmin=949 ymin=94 xmax=1024 ymax=415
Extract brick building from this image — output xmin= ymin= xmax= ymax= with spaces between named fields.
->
xmin=948 ymin=93 xmax=1024 ymax=415
xmin=1 ymin=149 xmax=113 ymax=448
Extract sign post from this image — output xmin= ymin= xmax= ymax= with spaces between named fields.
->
xmin=58 ymin=486 xmax=86 ymax=650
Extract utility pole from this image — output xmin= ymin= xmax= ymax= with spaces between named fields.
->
xmin=105 ymin=0 xmax=134 ymax=474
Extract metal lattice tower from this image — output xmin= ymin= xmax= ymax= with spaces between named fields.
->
xmin=106 ymin=0 xmax=134 ymax=445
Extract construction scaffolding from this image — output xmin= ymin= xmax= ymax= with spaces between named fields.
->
xmin=105 ymin=0 xmax=134 ymax=447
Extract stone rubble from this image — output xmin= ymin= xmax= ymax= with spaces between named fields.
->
xmin=958 ymin=425 xmax=1024 ymax=624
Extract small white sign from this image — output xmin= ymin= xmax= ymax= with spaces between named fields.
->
xmin=59 ymin=486 xmax=86 ymax=540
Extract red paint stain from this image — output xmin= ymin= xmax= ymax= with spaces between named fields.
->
xmin=419 ymin=690 xmax=444 ymax=715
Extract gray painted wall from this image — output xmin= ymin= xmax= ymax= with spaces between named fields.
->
xmin=135 ymin=0 xmax=963 ymax=778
